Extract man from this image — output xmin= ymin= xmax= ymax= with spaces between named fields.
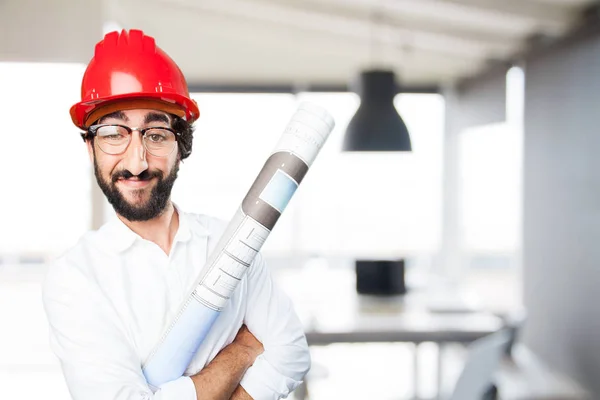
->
xmin=43 ymin=29 xmax=310 ymax=400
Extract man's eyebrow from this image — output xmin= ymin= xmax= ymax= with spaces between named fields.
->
xmin=98 ymin=111 xmax=128 ymax=124
xmin=144 ymin=112 xmax=170 ymax=125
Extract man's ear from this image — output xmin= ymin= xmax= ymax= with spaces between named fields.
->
xmin=86 ymin=139 xmax=94 ymax=163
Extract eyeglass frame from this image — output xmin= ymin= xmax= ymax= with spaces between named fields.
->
xmin=81 ymin=124 xmax=182 ymax=157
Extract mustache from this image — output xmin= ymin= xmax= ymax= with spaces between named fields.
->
xmin=111 ymin=169 xmax=163 ymax=183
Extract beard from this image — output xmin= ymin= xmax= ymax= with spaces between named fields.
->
xmin=93 ymin=158 xmax=179 ymax=222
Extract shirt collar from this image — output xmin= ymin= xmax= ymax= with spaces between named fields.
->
xmin=172 ymin=203 xmax=192 ymax=244
xmin=96 ymin=203 xmax=197 ymax=254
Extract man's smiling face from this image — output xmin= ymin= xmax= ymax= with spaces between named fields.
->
xmin=87 ymin=108 xmax=180 ymax=221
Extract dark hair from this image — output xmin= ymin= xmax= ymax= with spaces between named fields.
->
xmin=172 ymin=115 xmax=195 ymax=160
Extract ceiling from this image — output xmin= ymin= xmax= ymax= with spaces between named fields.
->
xmin=1 ymin=0 xmax=595 ymax=90
xmin=105 ymin=0 xmax=595 ymax=89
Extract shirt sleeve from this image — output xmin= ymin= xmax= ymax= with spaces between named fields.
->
xmin=239 ymin=253 xmax=311 ymax=400
xmin=42 ymin=260 xmax=197 ymax=400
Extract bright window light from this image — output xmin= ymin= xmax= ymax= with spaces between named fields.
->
xmin=0 ymin=62 xmax=90 ymax=258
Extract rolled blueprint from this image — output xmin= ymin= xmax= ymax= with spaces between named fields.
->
xmin=142 ymin=102 xmax=335 ymax=388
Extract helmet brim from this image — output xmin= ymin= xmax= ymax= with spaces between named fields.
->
xmin=70 ymin=92 xmax=200 ymax=130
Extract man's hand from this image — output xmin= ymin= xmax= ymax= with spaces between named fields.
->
xmin=190 ymin=325 xmax=263 ymax=400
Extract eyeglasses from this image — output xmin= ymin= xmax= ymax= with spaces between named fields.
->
xmin=85 ymin=124 xmax=180 ymax=157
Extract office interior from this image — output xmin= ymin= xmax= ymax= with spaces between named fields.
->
xmin=1 ymin=0 xmax=599 ymax=399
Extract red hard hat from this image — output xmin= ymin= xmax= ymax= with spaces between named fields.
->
xmin=70 ymin=29 xmax=199 ymax=129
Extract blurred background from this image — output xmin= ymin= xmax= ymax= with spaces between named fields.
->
xmin=1 ymin=0 xmax=599 ymax=399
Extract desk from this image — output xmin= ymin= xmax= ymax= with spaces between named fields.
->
xmin=304 ymin=300 xmax=503 ymax=399
xmin=305 ymin=309 xmax=504 ymax=345
xmin=274 ymin=262 xmax=505 ymax=399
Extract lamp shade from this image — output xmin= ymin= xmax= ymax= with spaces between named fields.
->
xmin=343 ymin=70 xmax=412 ymax=151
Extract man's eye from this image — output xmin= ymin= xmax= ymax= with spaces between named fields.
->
xmin=147 ymin=134 xmax=166 ymax=143
xmin=103 ymin=134 xmax=125 ymax=141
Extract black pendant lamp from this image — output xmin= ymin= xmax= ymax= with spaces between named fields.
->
xmin=343 ymin=69 xmax=412 ymax=151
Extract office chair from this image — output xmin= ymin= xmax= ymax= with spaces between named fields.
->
xmin=448 ymin=329 xmax=511 ymax=400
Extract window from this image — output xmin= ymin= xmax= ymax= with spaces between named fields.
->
xmin=454 ymin=67 xmax=524 ymax=311
xmin=0 ymin=62 xmax=90 ymax=258
xmin=459 ymin=123 xmax=522 ymax=255
xmin=458 ymin=66 xmax=524 ymax=261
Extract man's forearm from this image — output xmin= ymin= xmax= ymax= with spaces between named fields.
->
xmin=190 ymin=342 xmax=254 ymax=400
xmin=230 ymin=384 xmax=253 ymax=400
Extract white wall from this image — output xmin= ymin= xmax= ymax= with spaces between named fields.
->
xmin=523 ymin=31 xmax=600 ymax=396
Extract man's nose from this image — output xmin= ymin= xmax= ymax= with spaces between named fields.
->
xmin=122 ymin=132 xmax=148 ymax=176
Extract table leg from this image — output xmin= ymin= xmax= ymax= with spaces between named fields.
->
xmin=413 ymin=342 xmax=420 ymax=399
xmin=436 ymin=342 xmax=445 ymax=400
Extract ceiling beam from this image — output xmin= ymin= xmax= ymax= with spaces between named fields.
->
xmin=437 ymin=0 xmax=577 ymax=33
xmin=276 ymin=0 xmax=577 ymax=37
xmin=452 ymin=0 xmax=594 ymax=88
xmin=519 ymin=1 xmax=600 ymax=62
xmin=151 ymin=0 xmax=516 ymax=61
xmin=276 ymin=0 xmax=528 ymax=42
xmin=116 ymin=0 xmax=488 ymax=85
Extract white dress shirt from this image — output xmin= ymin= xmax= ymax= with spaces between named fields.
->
xmin=42 ymin=209 xmax=310 ymax=400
